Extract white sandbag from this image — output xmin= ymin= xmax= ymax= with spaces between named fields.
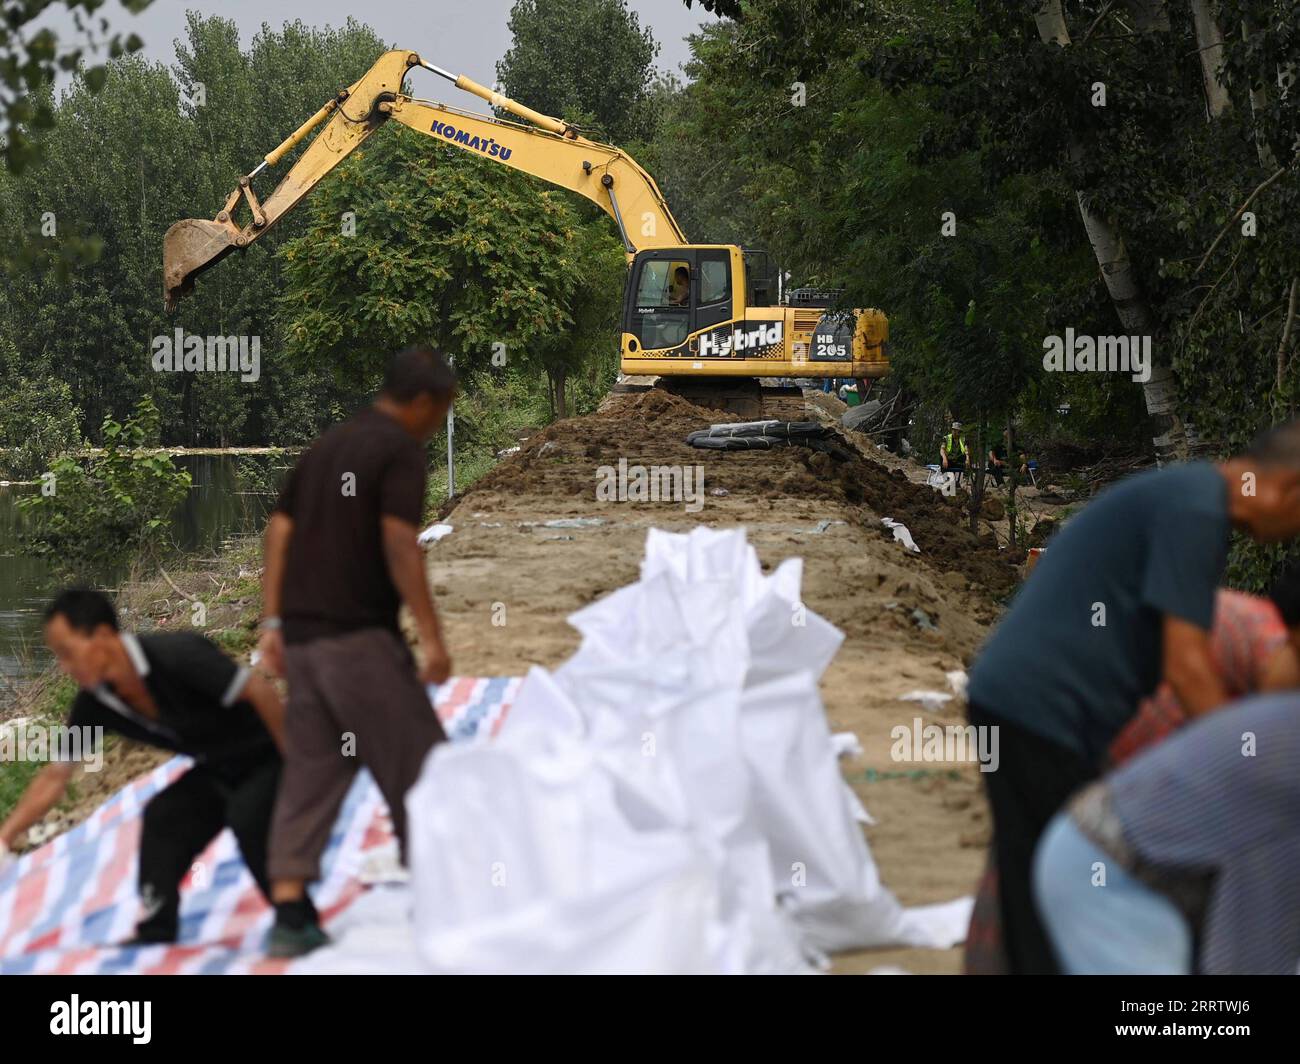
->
xmin=400 ymin=524 xmax=967 ymax=971
xmin=496 ymin=665 xmax=585 ymax=741
xmin=406 ymin=721 xmax=809 ymax=973
xmin=640 ymin=525 xmax=760 ymax=593
xmin=419 ymin=849 xmax=723 ymax=975
xmin=556 ymin=582 xmax=755 ymax=848
xmin=420 ymin=850 xmax=723 ymax=975
xmin=738 ymin=670 xmax=912 ymax=950
xmin=743 ymin=557 xmax=844 ymax=687
xmin=709 ymin=835 xmax=816 ymax=975
xmin=407 ymin=728 xmax=707 ymax=971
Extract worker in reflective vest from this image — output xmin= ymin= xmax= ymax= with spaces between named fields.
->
xmin=941 ymin=421 xmax=969 ymax=476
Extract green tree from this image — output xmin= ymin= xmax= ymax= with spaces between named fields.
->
xmin=0 ymin=54 xmax=200 ymax=436
xmin=277 ymin=126 xmax=621 ymax=417
xmin=525 ymin=216 xmax=627 ymax=417
xmin=496 ymin=0 xmax=661 ymax=145
xmin=672 ymin=0 xmax=1300 ymax=583
xmin=654 ymin=4 xmax=1111 ymax=431
xmin=0 ymin=339 xmax=82 ymax=479
xmin=0 ymin=15 xmax=387 ymax=445
xmin=0 ymin=0 xmax=149 ymax=274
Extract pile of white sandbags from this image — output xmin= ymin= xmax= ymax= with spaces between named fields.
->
xmin=405 ymin=527 xmax=969 ymax=973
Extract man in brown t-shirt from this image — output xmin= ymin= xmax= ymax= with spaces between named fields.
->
xmin=257 ymin=344 xmax=456 ymax=957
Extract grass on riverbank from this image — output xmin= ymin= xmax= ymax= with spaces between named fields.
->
xmin=0 ymin=670 xmax=82 ymax=831
xmin=424 ymin=370 xmax=552 ymax=509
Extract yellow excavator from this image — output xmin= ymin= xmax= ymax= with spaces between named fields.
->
xmin=163 ymin=49 xmax=889 ymax=406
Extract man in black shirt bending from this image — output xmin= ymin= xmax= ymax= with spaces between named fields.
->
xmin=0 ymin=589 xmax=293 ymax=945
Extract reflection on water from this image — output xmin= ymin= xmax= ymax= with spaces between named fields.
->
xmin=0 ymin=455 xmax=280 ymax=694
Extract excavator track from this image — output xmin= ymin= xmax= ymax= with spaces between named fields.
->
xmin=614 ymin=376 xmax=807 ymax=419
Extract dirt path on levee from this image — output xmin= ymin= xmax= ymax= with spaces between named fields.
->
xmin=427 ymin=386 xmax=1022 ymax=974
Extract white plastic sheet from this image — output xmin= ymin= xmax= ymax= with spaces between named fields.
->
xmin=946 ymin=669 xmax=969 ymax=700
xmin=831 ymin=731 xmax=863 ymax=759
xmin=881 ymin=517 xmax=921 ymax=553
xmin=417 ymin=523 xmax=454 ymax=545
xmin=898 ymin=689 xmax=955 ymax=713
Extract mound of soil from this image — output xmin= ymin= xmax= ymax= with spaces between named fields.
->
xmin=805 ymin=391 xmax=849 ymax=419
xmin=448 ymin=386 xmax=1019 ymax=595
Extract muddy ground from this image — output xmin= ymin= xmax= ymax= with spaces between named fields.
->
xmin=427 ymin=386 xmax=1025 ymax=973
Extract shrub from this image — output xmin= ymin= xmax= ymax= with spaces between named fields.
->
xmin=17 ymin=396 xmax=190 ymax=576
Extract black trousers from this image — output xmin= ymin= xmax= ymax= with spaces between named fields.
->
xmin=968 ymin=703 xmax=1095 ymax=974
xmin=136 ymin=751 xmax=281 ymax=941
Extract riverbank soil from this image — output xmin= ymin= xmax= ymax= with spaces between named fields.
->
xmin=426 ymin=387 xmax=1021 ymax=973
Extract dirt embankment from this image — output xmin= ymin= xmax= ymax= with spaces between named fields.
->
xmin=451 ymin=388 xmax=1020 ymax=597
xmin=428 ymin=386 xmax=1016 ymax=973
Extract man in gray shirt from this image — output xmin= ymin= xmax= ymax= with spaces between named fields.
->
xmin=967 ymin=422 xmax=1300 ymax=973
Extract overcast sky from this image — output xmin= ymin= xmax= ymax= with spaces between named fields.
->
xmin=43 ymin=0 xmax=718 ymax=99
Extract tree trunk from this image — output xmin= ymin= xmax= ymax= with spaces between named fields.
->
xmin=1277 ymin=276 xmax=1299 ymax=396
xmin=548 ymin=365 xmax=568 ymax=420
xmin=968 ymin=417 xmax=986 ymax=535
xmin=1035 ymin=0 xmax=1190 ymax=463
xmin=1033 ymin=0 xmax=1070 ymax=45
xmin=1190 ymin=0 xmax=1232 ymax=118
xmin=1242 ymin=17 xmax=1278 ymax=166
xmin=1006 ymin=415 xmax=1018 ymax=550
xmin=884 ymin=384 xmax=908 ymax=454
xmin=1073 ymin=184 xmax=1189 ymax=461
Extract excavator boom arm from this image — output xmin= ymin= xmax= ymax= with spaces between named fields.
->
xmin=163 ymin=49 xmax=686 ymax=307
xmin=386 ymin=99 xmax=685 ymax=252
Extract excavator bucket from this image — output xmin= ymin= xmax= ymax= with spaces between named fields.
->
xmin=162 ymin=219 xmax=240 ymax=310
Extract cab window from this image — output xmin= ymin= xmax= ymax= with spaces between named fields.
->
xmin=631 ymin=259 xmax=691 ymax=349
xmin=696 ymin=252 xmax=731 ymax=329
xmin=700 ymin=258 xmax=729 ymax=305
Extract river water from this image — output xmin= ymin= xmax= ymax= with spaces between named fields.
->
xmin=0 ymin=455 xmax=278 ymax=696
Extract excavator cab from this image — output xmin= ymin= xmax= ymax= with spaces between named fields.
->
xmin=623 ymin=246 xmax=737 ymax=354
